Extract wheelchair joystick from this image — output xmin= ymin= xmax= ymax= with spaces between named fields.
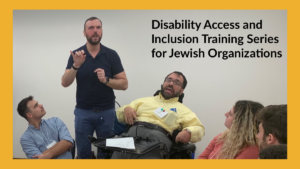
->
xmin=88 ymin=135 xmax=97 ymax=143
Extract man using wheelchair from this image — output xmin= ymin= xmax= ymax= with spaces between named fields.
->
xmin=110 ymin=71 xmax=205 ymax=159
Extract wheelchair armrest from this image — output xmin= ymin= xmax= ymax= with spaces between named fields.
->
xmin=91 ymin=137 xmax=164 ymax=155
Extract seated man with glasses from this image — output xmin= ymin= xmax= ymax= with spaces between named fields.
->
xmin=111 ymin=71 xmax=205 ymax=159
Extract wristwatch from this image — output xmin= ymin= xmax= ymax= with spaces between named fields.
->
xmin=104 ymin=77 xmax=109 ymax=84
xmin=185 ymin=129 xmax=191 ymax=133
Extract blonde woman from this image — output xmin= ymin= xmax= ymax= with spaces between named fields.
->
xmin=198 ymin=100 xmax=264 ymax=159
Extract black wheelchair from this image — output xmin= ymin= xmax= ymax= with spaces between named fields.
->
xmin=89 ymin=90 xmax=196 ymax=159
xmin=88 ymin=131 xmax=196 ymax=159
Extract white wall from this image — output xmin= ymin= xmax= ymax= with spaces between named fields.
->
xmin=13 ymin=10 xmax=287 ymax=158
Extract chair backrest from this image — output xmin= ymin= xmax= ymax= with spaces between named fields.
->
xmin=71 ymin=139 xmax=76 ymax=159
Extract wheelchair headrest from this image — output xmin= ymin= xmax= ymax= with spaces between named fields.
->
xmin=153 ymin=90 xmax=184 ymax=103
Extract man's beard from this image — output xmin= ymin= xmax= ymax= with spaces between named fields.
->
xmin=160 ymin=85 xmax=181 ymax=100
xmin=86 ymin=33 xmax=102 ymax=45
xmin=259 ymin=137 xmax=268 ymax=150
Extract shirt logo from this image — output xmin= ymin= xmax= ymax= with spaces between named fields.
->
xmin=170 ymin=108 xmax=177 ymax=113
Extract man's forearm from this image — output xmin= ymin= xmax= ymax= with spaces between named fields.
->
xmin=61 ymin=69 xmax=77 ymax=87
xmin=43 ymin=140 xmax=73 ymax=159
xmin=106 ymin=78 xmax=128 ymax=90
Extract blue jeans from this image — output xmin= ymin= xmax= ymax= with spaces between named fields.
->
xmin=74 ymin=108 xmax=115 ymax=159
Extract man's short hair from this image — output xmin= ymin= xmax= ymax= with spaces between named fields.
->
xmin=84 ymin=17 xmax=102 ymax=30
xmin=164 ymin=71 xmax=187 ymax=89
xmin=17 ymin=96 xmax=33 ymax=120
xmin=259 ymin=144 xmax=287 ymax=159
xmin=258 ymin=105 xmax=287 ymax=144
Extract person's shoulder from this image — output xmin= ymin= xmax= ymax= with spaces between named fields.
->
xmin=102 ymin=44 xmax=116 ymax=52
xmin=45 ymin=117 xmax=66 ymax=129
xmin=20 ymin=128 xmax=31 ymax=141
xmin=207 ymin=133 xmax=223 ymax=146
xmin=244 ymin=145 xmax=259 ymax=152
xmin=239 ymin=145 xmax=259 ymax=156
xmin=214 ymin=133 xmax=223 ymax=140
xmin=236 ymin=145 xmax=259 ymax=159
xmin=176 ymin=102 xmax=189 ymax=108
xmin=175 ymin=102 xmax=193 ymax=112
xmin=102 ymin=44 xmax=118 ymax=55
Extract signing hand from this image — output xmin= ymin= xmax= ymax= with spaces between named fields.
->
xmin=94 ymin=68 xmax=106 ymax=83
xmin=70 ymin=50 xmax=86 ymax=68
xmin=175 ymin=130 xmax=191 ymax=143
xmin=124 ymin=107 xmax=137 ymax=125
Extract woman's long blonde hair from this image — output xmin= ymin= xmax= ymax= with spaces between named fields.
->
xmin=216 ymin=100 xmax=264 ymax=159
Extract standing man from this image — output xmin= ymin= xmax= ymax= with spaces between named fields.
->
xmin=17 ymin=96 xmax=73 ymax=159
xmin=61 ymin=17 xmax=128 ymax=159
xmin=256 ymin=105 xmax=287 ymax=150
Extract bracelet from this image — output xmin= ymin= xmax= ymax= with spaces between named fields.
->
xmin=72 ymin=65 xmax=79 ymax=70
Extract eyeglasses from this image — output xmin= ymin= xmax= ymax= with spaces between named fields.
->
xmin=165 ymin=78 xmax=183 ymax=87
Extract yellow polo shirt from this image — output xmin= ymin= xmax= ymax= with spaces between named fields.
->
xmin=116 ymin=93 xmax=205 ymax=143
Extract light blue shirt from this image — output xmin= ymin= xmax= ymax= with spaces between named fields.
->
xmin=20 ymin=117 xmax=73 ymax=159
